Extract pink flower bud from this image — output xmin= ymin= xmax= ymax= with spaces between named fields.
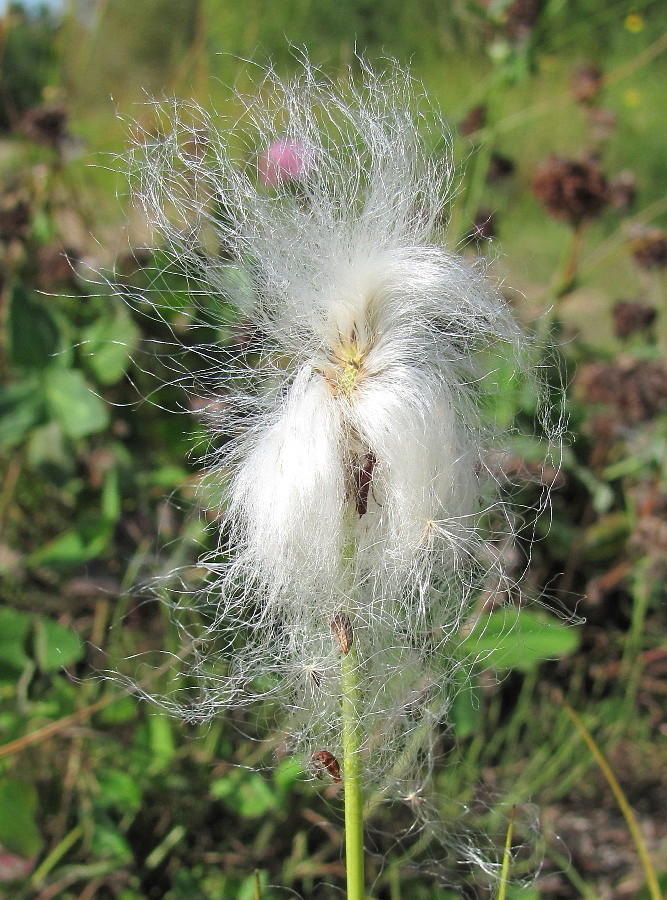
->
xmin=258 ymin=138 xmax=311 ymax=187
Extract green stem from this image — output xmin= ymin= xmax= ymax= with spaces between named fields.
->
xmin=341 ymin=639 xmax=365 ymax=899
xmin=497 ymin=804 xmax=516 ymax=900
xmin=561 ymin=699 xmax=662 ymax=900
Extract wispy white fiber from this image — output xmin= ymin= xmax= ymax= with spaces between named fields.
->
xmin=126 ymin=58 xmax=559 ymax=805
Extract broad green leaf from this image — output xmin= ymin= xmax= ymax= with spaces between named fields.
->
xmin=33 ymin=616 xmax=83 ymax=671
xmin=0 ymin=608 xmax=32 ymax=673
xmin=82 ymin=310 xmax=140 ymax=385
xmin=45 ymin=369 xmax=109 ymax=439
xmin=0 ymin=780 xmax=43 ymax=857
xmin=461 ymin=609 xmax=580 ymax=673
xmin=8 ymin=285 xmax=59 ymax=370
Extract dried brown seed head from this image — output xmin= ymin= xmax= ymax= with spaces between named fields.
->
xmin=21 ymin=103 xmax=68 ymax=148
xmin=571 ymin=62 xmax=603 ymax=105
xmin=467 ymin=209 xmax=497 ymax=244
xmin=487 ymin=152 xmax=515 ymax=183
xmin=612 ymin=299 xmax=656 ymax=339
xmin=608 ymin=170 xmax=636 ymax=212
xmin=459 ymin=104 xmax=487 ymax=137
xmin=531 ymin=155 xmax=608 ymax=226
xmin=630 ymin=228 xmax=667 ymax=270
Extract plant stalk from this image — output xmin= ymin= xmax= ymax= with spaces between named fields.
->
xmin=341 ymin=638 xmax=365 ymax=899
xmin=561 ymin=698 xmax=662 ymax=900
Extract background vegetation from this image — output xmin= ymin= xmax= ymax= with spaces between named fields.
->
xmin=0 ymin=1 xmax=665 ymax=897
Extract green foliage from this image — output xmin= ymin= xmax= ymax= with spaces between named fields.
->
xmin=0 ymin=607 xmax=83 ymax=678
xmin=211 ymin=769 xmax=279 ymax=819
xmin=0 ymin=4 xmax=60 ymax=131
xmin=461 ymin=609 xmax=580 ymax=673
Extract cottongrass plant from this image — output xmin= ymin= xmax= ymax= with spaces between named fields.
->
xmin=126 ymin=59 xmax=559 ymax=896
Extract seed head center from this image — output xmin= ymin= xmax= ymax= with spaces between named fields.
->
xmin=335 ymin=343 xmax=365 ymax=396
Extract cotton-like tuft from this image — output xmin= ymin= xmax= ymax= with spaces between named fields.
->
xmin=128 ymin=60 xmax=552 ymax=796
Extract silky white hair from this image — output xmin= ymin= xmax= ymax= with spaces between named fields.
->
xmin=125 ymin=59 xmax=558 ymax=803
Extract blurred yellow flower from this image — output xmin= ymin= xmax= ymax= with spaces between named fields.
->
xmin=624 ymin=13 xmax=644 ymax=33
xmin=623 ymin=88 xmax=642 ymax=108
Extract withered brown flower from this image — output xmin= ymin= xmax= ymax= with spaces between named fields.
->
xmin=459 ymin=104 xmax=487 ymax=137
xmin=629 ymin=228 xmax=667 ymax=270
xmin=531 ymin=155 xmax=608 ymax=226
xmin=576 ymin=359 xmax=667 ymax=424
xmin=21 ymin=104 xmax=68 ymax=148
xmin=571 ymin=62 xmax=603 ymax=105
xmin=608 ymin=170 xmax=636 ymax=212
xmin=612 ymin=299 xmax=656 ymax=339
xmin=487 ymin=152 xmax=515 ymax=183
xmin=466 ymin=209 xmax=497 ymax=244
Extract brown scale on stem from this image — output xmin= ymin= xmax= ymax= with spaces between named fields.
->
xmin=351 ymin=451 xmax=377 ymax=517
xmin=330 ymin=612 xmax=353 ymax=655
xmin=311 ymin=749 xmax=342 ymax=782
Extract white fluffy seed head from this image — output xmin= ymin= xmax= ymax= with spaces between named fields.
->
xmin=127 ymin=59 xmax=556 ymax=802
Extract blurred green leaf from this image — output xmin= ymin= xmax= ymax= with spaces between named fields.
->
xmin=144 ymin=464 xmax=190 ymax=489
xmin=8 ymin=285 xmax=59 ymax=370
xmin=26 ymin=421 xmax=75 ymax=481
xmin=637 ymin=872 xmax=667 ymax=899
xmin=450 ymin=679 xmax=482 ymax=739
xmin=96 ymin=695 xmax=137 ymax=725
xmin=237 ymin=869 xmax=269 ymax=900
xmin=101 ymin=466 xmax=122 ymax=522
xmin=147 ymin=713 xmax=176 ymax=771
xmin=45 ymin=369 xmax=109 ymax=439
xmin=0 ymin=780 xmax=43 ymax=857
xmin=82 ymin=310 xmax=140 ymax=385
xmin=28 ymin=516 xmax=114 ymax=568
xmin=90 ymin=817 xmax=133 ymax=863
xmin=211 ymin=769 xmax=278 ymax=819
xmin=580 ymin=512 xmax=630 ymax=562
xmin=505 ymin=886 xmax=539 ymax=899
xmin=33 ymin=616 xmax=83 ymax=672
xmin=0 ymin=379 xmax=45 ymax=448
xmin=461 ymin=609 xmax=580 ymax=673
xmin=96 ymin=770 xmax=142 ymax=814
xmin=0 ymin=607 xmax=32 ymax=674
xmin=273 ymin=756 xmax=302 ymax=799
